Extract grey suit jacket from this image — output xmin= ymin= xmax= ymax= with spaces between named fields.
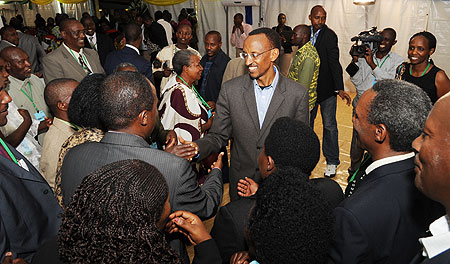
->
xmin=60 ymin=132 xmax=223 ymax=219
xmin=18 ymin=32 xmax=46 ymax=73
xmin=196 ymin=73 xmax=309 ymax=200
xmin=0 ymin=40 xmax=13 ymax=52
xmin=42 ymin=44 xmax=104 ymax=83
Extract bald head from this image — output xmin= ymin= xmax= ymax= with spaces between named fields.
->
xmin=1 ymin=47 xmax=31 ymax=80
xmin=310 ymin=5 xmax=326 ymax=15
xmin=44 ymin=78 xmax=79 ymax=119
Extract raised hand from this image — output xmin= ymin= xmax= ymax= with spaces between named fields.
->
xmin=237 ymin=177 xmax=259 ymax=197
xmin=166 ymin=210 xmax=211 ymax=245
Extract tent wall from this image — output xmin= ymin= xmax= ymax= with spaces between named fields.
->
xmin=147 ymin=0 xmax=450 ymax=91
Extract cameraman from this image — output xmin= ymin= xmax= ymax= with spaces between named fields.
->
xmin=347 ymin=28 xmax=404 ymax=182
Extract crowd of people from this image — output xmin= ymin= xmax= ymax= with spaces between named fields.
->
xmin=0 ymin=3 xmax=450 ymax=264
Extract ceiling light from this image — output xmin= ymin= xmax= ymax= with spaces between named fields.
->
xmin=353 ymin=0 xmax=375 ymax=5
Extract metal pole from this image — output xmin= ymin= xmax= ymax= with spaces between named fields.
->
xmin=225 ymin=6 xmax=229 ymax=56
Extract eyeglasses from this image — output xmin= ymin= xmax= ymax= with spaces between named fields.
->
xmin=240 ymin=48 xmax=274 ymax=60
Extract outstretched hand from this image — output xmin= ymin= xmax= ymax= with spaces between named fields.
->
xmin=237 ymin=177 xmax=259 ymax=197
xmin=230 ymin=251 xmax=250 ymax=264
xmin=165 ymin=211 xmax=211 ymax=245
xmin=165 ymin=130 xmax=178 ymax=149
xmin=178 ymin=136 xmax=199 ymax=161
xmin=208 ymin=152 xmax=224 ymax=172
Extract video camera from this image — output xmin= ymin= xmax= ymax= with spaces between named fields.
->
xmin=350 ymin=27 xmax=383 ymax=57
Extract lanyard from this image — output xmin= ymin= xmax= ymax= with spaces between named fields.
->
xmin=177 ymin=75 xmax=211 ymax=110
xmin=375 ymin=54 xmax=390 ymax=68
xmin=20 ymin=82 xmax=39 ymax=113
xmin=59 ymin=118 xmax=79 ymax=130
xmin=348 ymin=153 xmax=371 ymax=183
xmin=0 ymin=137 xmax=18 ymax=164
xmin=68 ymin=48 xmax=90 ymax=72
xmin=410 ymin=63 xmax=430 ymax=77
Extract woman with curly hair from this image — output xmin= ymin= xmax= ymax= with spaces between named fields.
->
xmin=33 ymin=159 xmax=221 ymax=263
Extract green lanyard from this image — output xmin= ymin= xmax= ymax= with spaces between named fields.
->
xmin=0 ymin=137 xmax=18 ymax=164
xmin=68 ymin=48 xmax=90 ymax=73
xmin=59 ymin=118 xmax=79 ymax=131
xmin=375 ymin=54 xmax=390 ymax=68
xmin=20 ymin=82 xmax=39 ymax=113
xmin=177 ymin=75 xmax=211 ymax=110
xmin=410 ymin=63 xmax=430 ymax=77
xmin=348 ymin=153 xmax=371 ymax=183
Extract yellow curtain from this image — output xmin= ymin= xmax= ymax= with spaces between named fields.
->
xmin=143 ymin=0 xmax=188 ymax=6
xmin=30 ymin=0 xmax=54 ymax=5
xmin=31 ymin=0 xmax=87 ymax=5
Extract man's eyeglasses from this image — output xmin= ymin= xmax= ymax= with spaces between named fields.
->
xmin=240 ymin=48 xmax=274 ymax=60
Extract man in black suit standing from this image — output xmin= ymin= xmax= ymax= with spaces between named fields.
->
xmin=410 ymin=93 xmax=450 ymax=263
xmin=81 ymin=16 xmax=114 ymax=67
xmin=330 ymin=80 xmax=443 ymax=263
xmin=308 ymin=5 xmax=351 ymax=178
xmin=0 ymin=56 xmax=62 ymax=264
xmin=104 ymin=23 xmax=153 ymax=82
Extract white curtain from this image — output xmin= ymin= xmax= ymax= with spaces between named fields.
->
xmin=145 ymin=0 xmax=450 ymax=91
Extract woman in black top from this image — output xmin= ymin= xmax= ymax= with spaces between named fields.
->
xmin=398 ymin=31 xmax=450 ymax=104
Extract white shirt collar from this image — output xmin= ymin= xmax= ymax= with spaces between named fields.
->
xmin=63 ymin=42 xmax=84 ymax=57
xmin=365 ymin=152 xmax=415 ymax=175
xmin=2 ymin=40 xmax=16 ymax=47
xmin=125 ymin=44 xmax=140 ymax=54
xmin=420 ymin=215 xmax=450 ymax=259
xmin=87 ymin=32 xmax=97 ymax=43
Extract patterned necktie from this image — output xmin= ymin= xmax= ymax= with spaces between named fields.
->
xmin=78 ymin=54 xmax=92 ymax=74
xmin=89 ymin=36 xmax=96 ymax=51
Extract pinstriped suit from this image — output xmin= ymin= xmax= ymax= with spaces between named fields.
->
xmin=60 ymin=132 xmax=223 ymax=218
xmin=196 ymin=74 xmax=309 ymax=201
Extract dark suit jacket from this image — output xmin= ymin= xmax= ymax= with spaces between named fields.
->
xmin=42 ymin=44 xmax=105 ymax=83
xmin=330 ymin=157 xmax=444 ymax=264
xmin=199 ymin=50 xmax=231 ymax=102
xmin=410 ymin=248 xmax=450 ymax=264
xmin=211 ymin=177 xmax=343 ymax=264
xmin=104 ymin=46 xmax=153 ymax=82
xmin=84 ymin=32 xmax=115 ymax=67
xmin=195 ymin=73 xmax=309 ymax=201
xmin=150 ymin=22 xmax=168 ymax=49
xmin=314 ymin=25 xmax=344 ymax=103
xmin=0 ymin=143 xmax=62 ymax=263
xmin=60 ymin=132 xmax=223 ymax=218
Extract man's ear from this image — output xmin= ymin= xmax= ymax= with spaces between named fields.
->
xmin=57 ymin=101 xmax=68 ymax=111
xmin=270 ymin=48 xmax=280 ymax=62
xmin=138 ymin=110 xmax=148 ymax=126
xmin=267 ymin=155 xmax=275 ymax=173
xmin=374 ymin=124 xmax=387 ymax=143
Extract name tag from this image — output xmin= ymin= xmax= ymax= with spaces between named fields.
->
xmin=34 ymin=110 xmax=46 ymax=122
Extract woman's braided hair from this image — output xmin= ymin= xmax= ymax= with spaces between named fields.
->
xmin=58 ymin=159 xmax=182 ymax=264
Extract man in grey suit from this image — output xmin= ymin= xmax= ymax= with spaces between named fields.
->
xmin=192 ymin=28 xmax=309 ymax=201
xmin=42 ymin=18 xmax=104 ymax=83
xmin=60 ymin=71 xmax=222 ymax=217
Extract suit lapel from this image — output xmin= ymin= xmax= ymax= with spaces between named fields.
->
xmin=243 ymin=78 xmax=260 ymax=133
xmin=60 ymin=47 xmax=87 ymax=77
xmin=314 ymin=25 xmax=327 ymax=48
xmin=259 ymin=77 xmax=286 ymax=138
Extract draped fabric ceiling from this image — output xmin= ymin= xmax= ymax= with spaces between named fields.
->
xmin=30 ymin=0 xmax=188 ymax=5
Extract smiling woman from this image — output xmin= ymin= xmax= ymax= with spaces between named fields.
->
xmin=398 ymin=31 xmax=450 ymax=104
xmin=159 ymin=49 xmax=213 ymax=141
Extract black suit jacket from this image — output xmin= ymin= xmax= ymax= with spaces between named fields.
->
xmin=314 ymin=25 xmax=344 ymax=103
xmin=410 ymin=248 xmax=450 ymax=264
xmin=330 ymin=157 xmax=444 ymax=264
xmin=0 ymin=143 xmax=62 ymax=263
xmin=84 ymin=33 xmax=115 ymax=67
xmin=150 ymin=22 xmax=168 ymax=49
xmin=104 ymin=46 xmax=153 ymax=82
xmin=199 ymin=50 xmax=231 ymax=102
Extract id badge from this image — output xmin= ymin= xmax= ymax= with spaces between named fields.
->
xmin=207 ymin=109 xmax=212 ymax=119
xmin=34 ymin=110 xmax=46 ymax=122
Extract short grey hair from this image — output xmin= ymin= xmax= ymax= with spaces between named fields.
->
xmin=114 ymin=62 xmax=138 ymax=73
xmin=368 ymin=79 xmax=432 ymax=152
xmin=172 ymin=49 xmax=196 ymax=75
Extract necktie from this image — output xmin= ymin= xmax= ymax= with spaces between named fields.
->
xmin=89 ymin=37 xmax=96 ymax=51
xmin=78 ymin=54 xmax=92 ymax=75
